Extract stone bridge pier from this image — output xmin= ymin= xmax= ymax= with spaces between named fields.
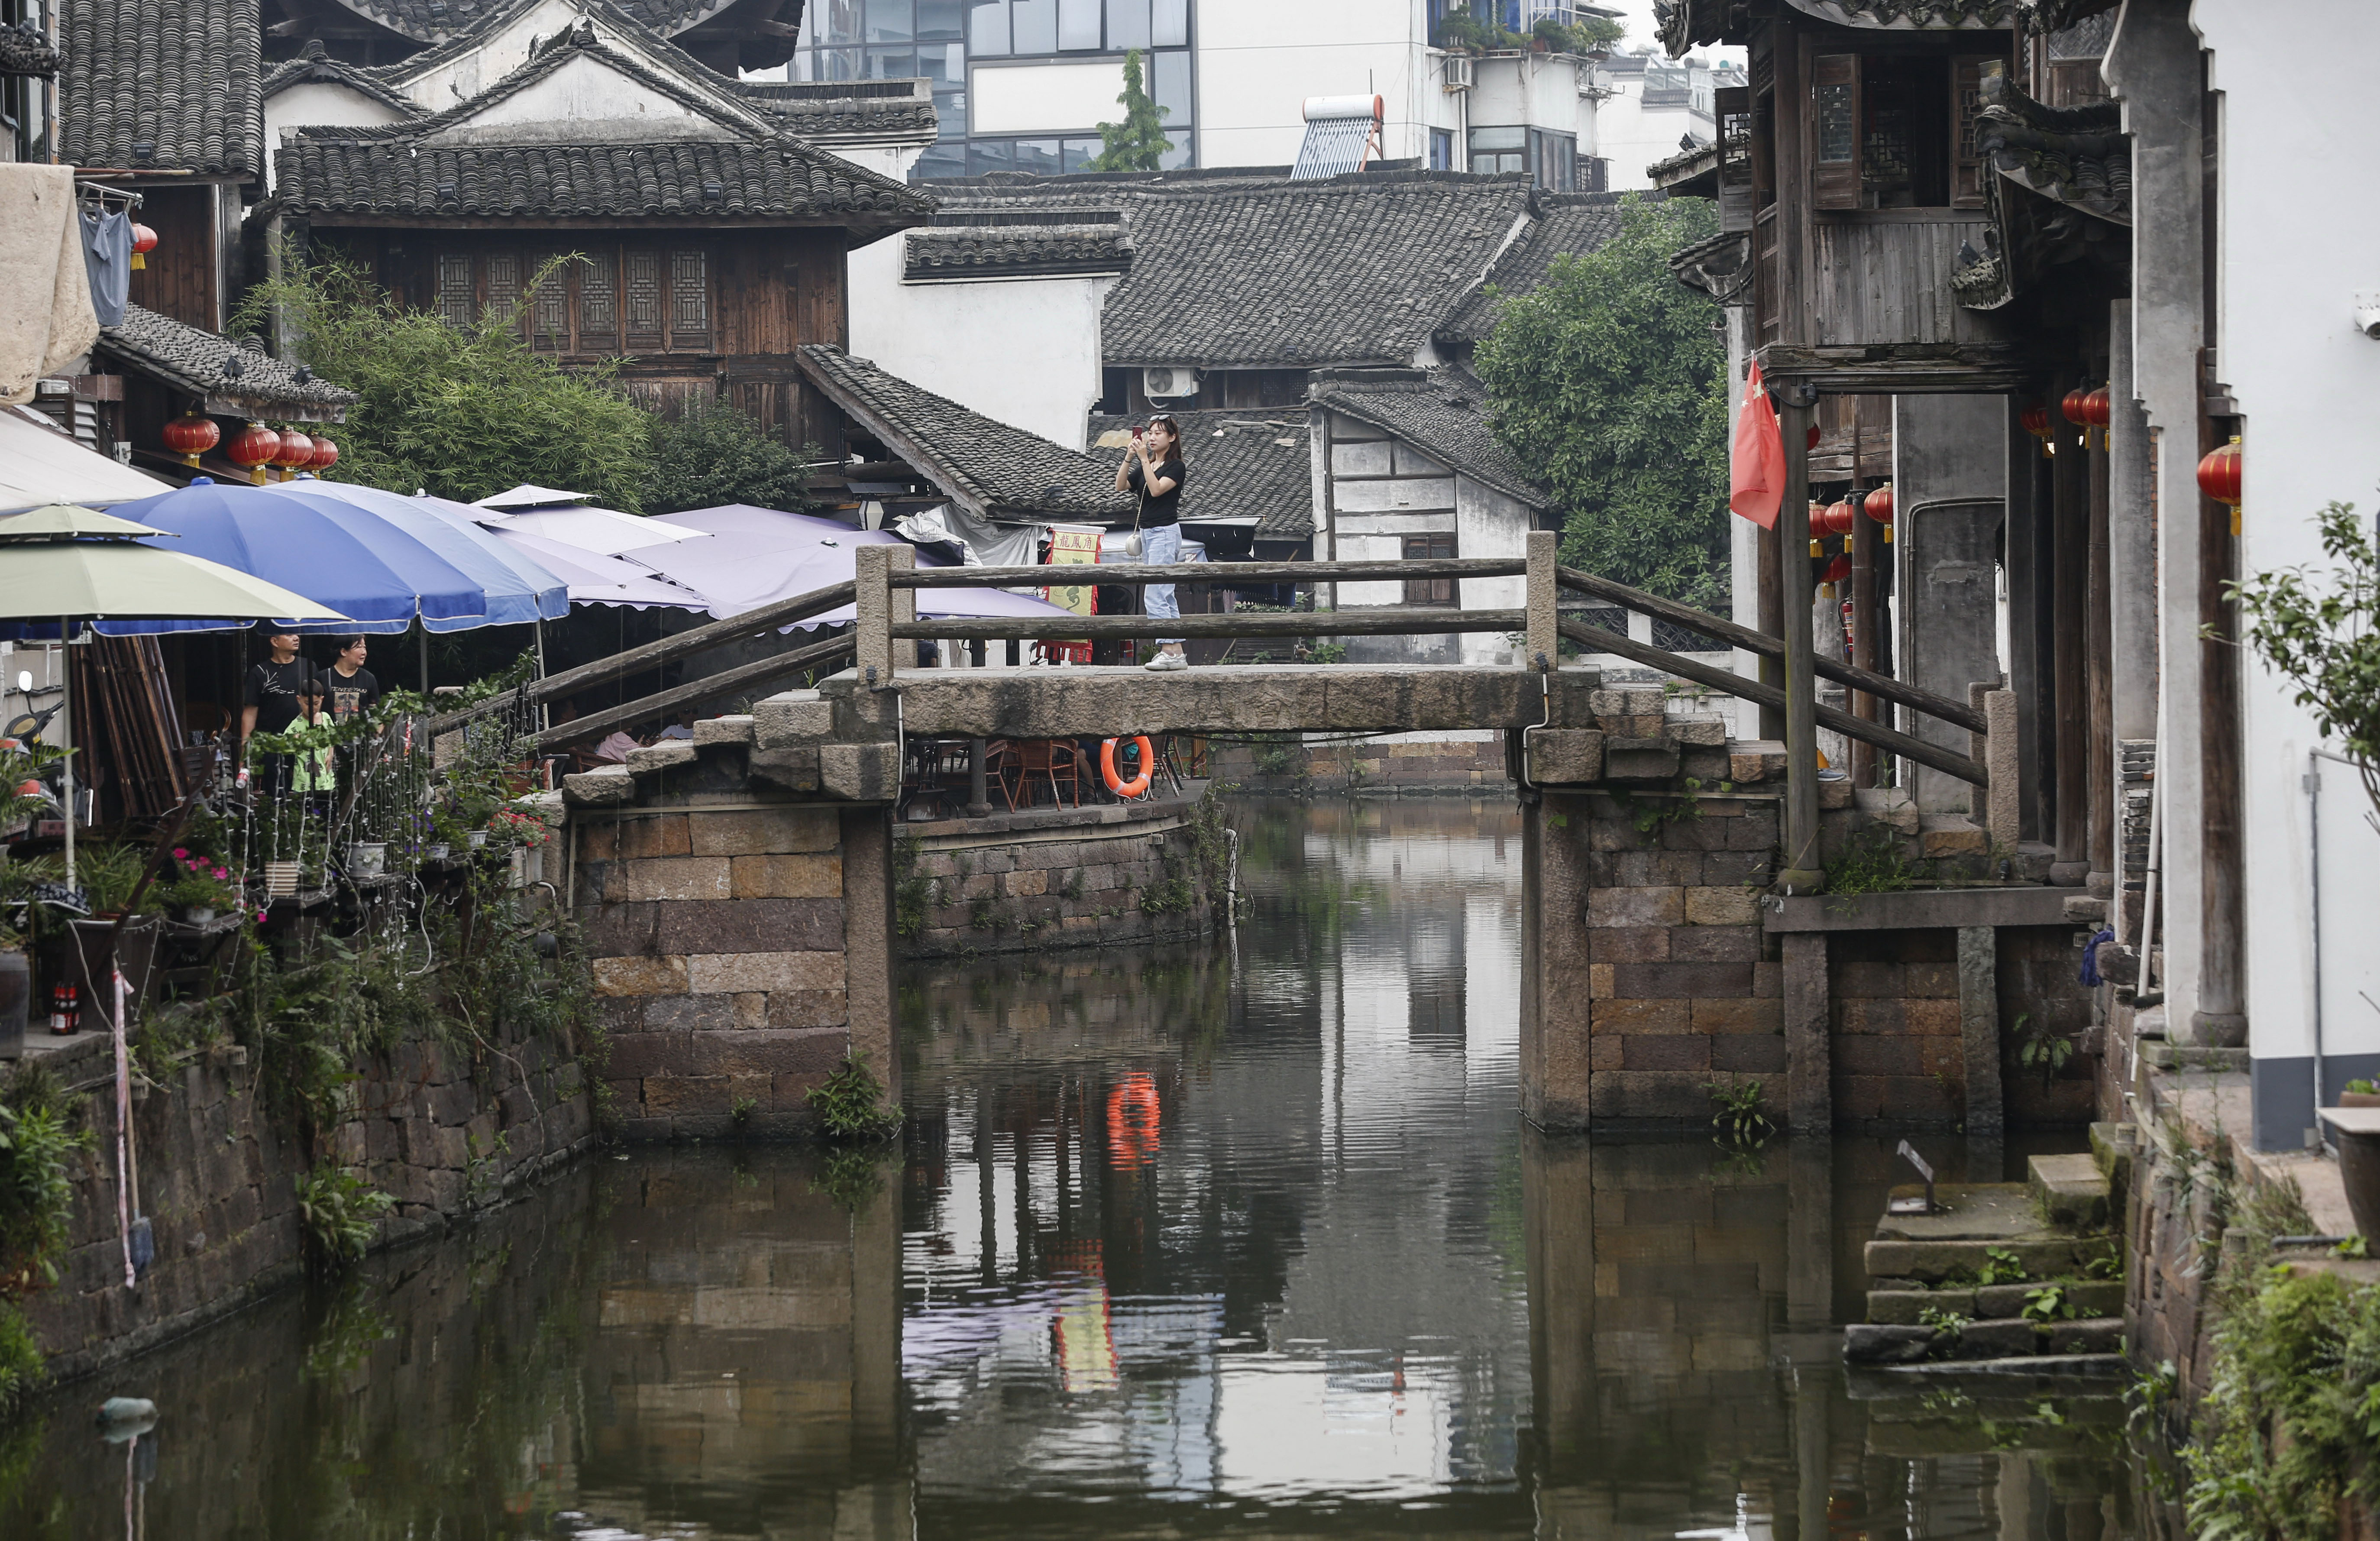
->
xmin=560 ymin=654 xmax=2091 ymax=1139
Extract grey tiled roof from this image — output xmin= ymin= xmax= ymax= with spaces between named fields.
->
xmin=1438 ymin=192 xmax=1627 ymax=346
xmin=273 ymin=31 xmax=932 ymax=224
xmin=96 ymin=305 xmax=360 ymax=417
xmin=1309 ymin=367 xmax=1549 ymax=511
xmin=59 ymin=0 xmax=265 ymax=175
xmin=315 ymin=0 xmax=757 ymax=44
xmin=728 ymin=79 xmax=940 ymax=140
xmin=1101 ymin=172 xmax=1532 ymax=369
xmin=1657 ymin=0 xmax=2011 ymax=50
xmin=262 ymin=42 xmax=428 ymax=120
xmin=1085 ymin=409 xmax=1313 ymax=539
xmin=278 ymin=134 xmax=926 ymax=221
xmin=798 ymin=346 xmax=1134 ymax=524
xmin=906 ymin=219 xmax=1132 ymax=282
xmin=946 ymin=168 xmax=1533 ymax=371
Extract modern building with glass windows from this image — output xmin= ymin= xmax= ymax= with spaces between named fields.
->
xmin=763 ymin=0 xmax=1714 ymax=188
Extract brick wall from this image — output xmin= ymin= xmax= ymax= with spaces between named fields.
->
xmin=575 ymin=802 xmax=894 ymax=1139
xmin=20 ymin=1017 xmax=592 ymax=1384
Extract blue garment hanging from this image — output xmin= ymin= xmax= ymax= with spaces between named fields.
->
xmin=2079 ymin=926 xmax=2115 ymax=987
xmin=78 ymin=208 xmax=130 ymax=328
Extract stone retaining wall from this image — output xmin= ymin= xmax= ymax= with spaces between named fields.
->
xmin=19 ymin=1017 xmax=592 ymax=1384
xmin=573 ymin=799 xmax=895 ymax=1140
xmin=898 ymin=793 xmax=1220 ymax=959
xmin=1204 ymin=732 xmax=1508 ymax=794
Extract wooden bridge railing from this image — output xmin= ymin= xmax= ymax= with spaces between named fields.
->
xmin=511 ymin=537 xmax=1997 ymax=868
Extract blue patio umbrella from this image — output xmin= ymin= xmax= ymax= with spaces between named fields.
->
xmin=96 ymin=479 xmax=490 ymax=635
xmin=260 ymin=479 xmax=569 ymax=628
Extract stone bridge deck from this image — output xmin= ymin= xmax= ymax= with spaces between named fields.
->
xmin=825 ymin=662 xmax=1604 ymax=739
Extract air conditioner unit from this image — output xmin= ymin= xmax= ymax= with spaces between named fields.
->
xmin=1142 ymin=366 xmax=1199 ymax=399
xmin=1442 ymin=54 xmax=1474 ymax=92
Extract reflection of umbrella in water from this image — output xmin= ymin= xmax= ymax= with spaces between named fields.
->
xmin=0 ymin=505 xmax=343 ymax=884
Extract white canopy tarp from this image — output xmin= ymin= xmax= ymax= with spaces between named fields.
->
xmin=0 ymin=406 xmax=168 ymax=514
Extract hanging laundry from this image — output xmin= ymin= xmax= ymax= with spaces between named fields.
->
xmin=0 ymin=165 xmax=99 ymax=404
xmin=79 ymin=206 xmax=132 ymax=328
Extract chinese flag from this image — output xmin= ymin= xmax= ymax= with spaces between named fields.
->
xmin=1729 ymin=362 xmax=1784 ymax=529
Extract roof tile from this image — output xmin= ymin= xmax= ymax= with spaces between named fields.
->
xmin=59 ymin=0 xmax=264 ymax=175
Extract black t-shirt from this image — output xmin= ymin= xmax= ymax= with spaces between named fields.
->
xmin=1127 ymin=454 xmax=1187 ymax=528
xmin=243 ymin=658 xmax=313 ymax=736
xmin=323 ymin=665 xmax=380 ymax=723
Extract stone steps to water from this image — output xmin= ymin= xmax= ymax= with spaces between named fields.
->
xmin=1849 ymin=1154 xmax=2124 ymax=1370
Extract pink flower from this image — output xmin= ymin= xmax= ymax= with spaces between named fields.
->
xmin=255 ymin=910 xmax=268 ymax=924
xmin=171 ymin=847 xmax=188 ymax=859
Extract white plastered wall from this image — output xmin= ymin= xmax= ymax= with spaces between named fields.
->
xmin=2194 ymin=0 xmax=2380 ymax=1101
xmin=1193 ymin=0 xmax=1432 ymax=167
xmin=261 ymin=83 xmax=411 ymax=194
xmin=847 ymin=263 xmax=1119 ymax=448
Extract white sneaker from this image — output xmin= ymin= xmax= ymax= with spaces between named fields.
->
xmin=1143 ymin=651 xmax=1188 ymax=672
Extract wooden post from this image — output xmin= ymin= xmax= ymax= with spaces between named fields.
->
xmin=2197 ymin=395 xmax=2248 ymax=1046
xmin=1758 ymin=515 xmax=1785 ymax=741
xmin=1525 ymin=529 xmax=1558 ymax=669
xmin=2086 ymin=372 xmax=2115 ymax=887
xmin=2051 ymin=373 xmax=2089 ymax=882
xmin=1777 ymin=389 xmax=1822 ymax=892
xmin=1849 ymin=421 xmax=1877 ymax=787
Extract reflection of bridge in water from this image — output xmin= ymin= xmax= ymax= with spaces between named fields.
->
xmin=8 ymin=804 xmax=2129 ymax=1536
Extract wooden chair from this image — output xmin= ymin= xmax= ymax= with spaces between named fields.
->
xmin=1004 ymin=738 xmax=1080 ymax=810
xmin=980 ymin=740 xmax=1019 ymax=811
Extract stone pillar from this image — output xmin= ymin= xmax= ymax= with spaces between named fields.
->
xmin=853 ymin=544 xmax=916 ymax=681
xmin=1526 ymin=528 xmax=1558 ymax=668
xmin=1958 ymin=925 xmax=2004 ymax=1138
xmin=1784 ymin=930 xmax=1829 ymax=1132
xmin=841 ymin=806 xmax=898 ymax=1104
xmin=2105 ymin=0 xmax=2218 ymax=1039
xmin=1519 ymin=792 xmax=1595 ymax=1131
xmin=1892 ymin=395 xmax=2007 ymax=816
xmin=2107 ymin=300 xmax=2158 ymax=945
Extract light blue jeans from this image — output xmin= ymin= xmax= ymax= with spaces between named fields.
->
xmin=1142 ymin=522 xmax=1181 ymax=645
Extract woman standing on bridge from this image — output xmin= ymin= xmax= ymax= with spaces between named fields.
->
xmin=1114 ymin=414 xmax=1189 ymax=672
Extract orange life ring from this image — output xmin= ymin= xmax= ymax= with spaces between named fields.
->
xmin=1101 ymin=735 xmax=1154 ymax=799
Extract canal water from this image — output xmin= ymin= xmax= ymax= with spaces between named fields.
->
xmin=2 ymin=799 xmax=2132 ymax=1538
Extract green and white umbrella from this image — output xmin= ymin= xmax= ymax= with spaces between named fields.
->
xmin=0 ymin=505 xmax=345 ymax=884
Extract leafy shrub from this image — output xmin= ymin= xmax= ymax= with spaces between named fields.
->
xmin=294 ymin=1164 xmax=395 ymax=1271
xmin=1707 ymin=1078 xmax=1773 ymax=1146
xmin=0 ymin=1066 xmax=91 ymax=1292
xmin=647 ymin=400 xmax=819 ymax=517
xmin=0 ymin=1302 xmax=41 ymax=1418
xmin=805 ymin=1054 xmax=900 ymax=1144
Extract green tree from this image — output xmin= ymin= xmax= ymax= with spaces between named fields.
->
xmin=234 ymin=251 xmax=656 ymax=511
xmin=1474 ymin=192 xmax=1730 ymax=609
xmin=647 ymin=400 xmax=820 ymax=515
xmin=1087 ymin=48 xmax=1170 ymax=172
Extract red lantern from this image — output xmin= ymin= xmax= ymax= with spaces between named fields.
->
xmin=161 ymin=411 xmax=219 ymax=468
xmin=2198 ymin=435 xmax=2242 ymax=534
xmin=2082 ymin=386 xmax=2111 ymax=428
xmin=226 ymin=422 xmax=280 ymax=485
xmin=129 ymin=222 xmax=157 ymax=272
xmin=1863 ymin=482 xmax=1894 ymax=524
xmin=1820 ymin=499 xmax=1856 ymax=536
xmin=271 ymin=428 xmax=314 ymax=481
xmin=308 ymin=435 xmax=339 ymax=472
xmin=1806 ymin=424 xmax=1821 ymax=451
xmin=2061 ymin=387 xmax=2091 ymax=427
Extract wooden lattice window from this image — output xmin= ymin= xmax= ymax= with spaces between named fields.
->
xmin=1811 ymin=54 xmax=1861 ymax=210
xmin=579 ymin=251 xmax=618 ymax=345
xmin=1403 ymin=532 xmax=1457 ymax=606
xmin=436 ymin=253 xmax=475 ymax=327
xmin=624 ymin=250 xmax=663 ymax=350
xmin=485 ymin=253 xmax=520 ymax=323
xmin=528 ymin=255 xmax=569 ymax=348
xmin=669 ymin=249 xmax=709 ymax=348
xmin=1952 ymin=57 xmax=1997 ymax=208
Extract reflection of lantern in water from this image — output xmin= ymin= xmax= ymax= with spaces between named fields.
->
xmin=1050 ymin=1240 xmax=1118 ymax=1392
xmin=1106 ymin=1072 xmax=1161 ymax=1169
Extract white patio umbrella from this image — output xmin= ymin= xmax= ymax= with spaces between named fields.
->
xmin=0 ymin=505 xmax=344 ymax=885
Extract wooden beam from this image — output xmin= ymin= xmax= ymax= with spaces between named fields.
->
xmin=1557 ymin=618 xmax=1985 ymax=786
xmin=527 ymin=635 xmax=854 ymax=753
xmin=893 ymin=557 xmax=1528 ymax=589
xmin=1779 ymin=393 xmax=1823 ymax=888
xmin=892 ymin=608 xmax=1528 ymax=642
xmin=1555 ymin=564 xmax=1984 ymax=733
xmin=426 ymin=580 xmax=857 ymax=735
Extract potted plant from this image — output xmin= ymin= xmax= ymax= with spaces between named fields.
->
xmin=2343 ymin=1078 xmax=2380 ymax=1110
xmin=484 ymin=806 xmax=550 ymax=851
xmin=157 ymin=851 xmax=239 ymax=924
